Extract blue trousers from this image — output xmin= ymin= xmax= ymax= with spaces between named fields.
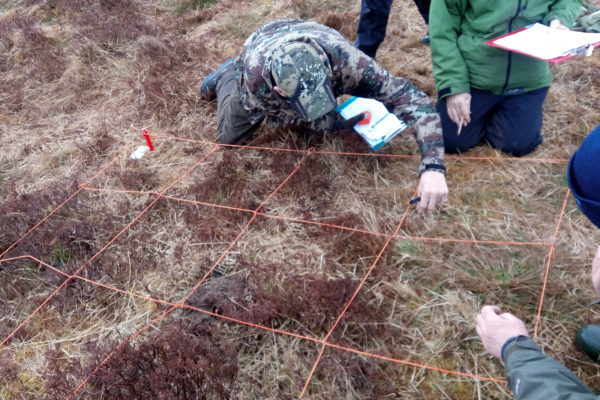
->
xmin=437 ymin=87 xmax=549 ymax=156
xmin=356 ymin=0 xmax=430 ymax=58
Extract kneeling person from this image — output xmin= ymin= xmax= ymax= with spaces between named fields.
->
xmin=200 ymin=19 xmax=448 ymax=211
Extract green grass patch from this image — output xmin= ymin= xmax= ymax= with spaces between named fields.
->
xmin=395 ymin=239 xmax=423 ymax=259
xmin=174 ymin=0 xmax=219 ymax=14
xmin=50 ymin=245 xmax=71 ymax=267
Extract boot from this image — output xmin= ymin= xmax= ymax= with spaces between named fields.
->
xmin=199 ymin=58 xmax=235 ymax=101
xmin=575 ymin=324 xmax=600 ymax=363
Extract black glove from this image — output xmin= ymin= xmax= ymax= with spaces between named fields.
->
xmin=331 ymin=113 xmax=366 ymax=132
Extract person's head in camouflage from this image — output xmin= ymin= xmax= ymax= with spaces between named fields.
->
xmin=270 ymin=42 xmax=336 ymax=121
xmin=567 ymin=125 xmax=600 ymax=228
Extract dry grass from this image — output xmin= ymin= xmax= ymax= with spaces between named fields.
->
xmin=1 ymin=0 xmax=600 ymax=398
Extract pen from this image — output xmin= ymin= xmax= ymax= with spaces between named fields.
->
xmin=409 ymin=197 xmax=421 ymax=204
xmin=457 ymin=117 xmax=463 ymax=136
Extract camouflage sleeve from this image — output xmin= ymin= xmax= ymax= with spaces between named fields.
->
xmin=335 ymin=45 xmax=446 ymax=175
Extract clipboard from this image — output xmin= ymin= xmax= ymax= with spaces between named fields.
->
xmin=336 ymin=97 xmax=407 ymax=150
xmin=486 ymin=23 xmax=600 ymax=62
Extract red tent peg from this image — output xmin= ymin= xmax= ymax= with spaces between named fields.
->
xmin=142 ymin=129 xmax=155 ymax=151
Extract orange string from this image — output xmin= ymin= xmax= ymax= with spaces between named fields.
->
xmin=533 ymin=188 xmax=571 ymax=339
xmin=148 ymin=133 xmax=569 ymax=163
xmin=0 ymin=157 xmax=118 ymax=260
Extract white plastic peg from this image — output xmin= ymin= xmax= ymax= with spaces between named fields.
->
xmin=130 ymin=145 xmax=150 ymax=160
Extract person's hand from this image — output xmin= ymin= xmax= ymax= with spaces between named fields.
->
xmin=592 ymin=246 xmax=600 ymax=296
xmin=446 ymin=93 xmax=471 ymax=133
xmin=476 ymin=305 xmax=530 ymax=360
xmin=549 ymin=19 xmax=568 ymax=30
xmin=417 ymin=170 xmax=448 ymax=212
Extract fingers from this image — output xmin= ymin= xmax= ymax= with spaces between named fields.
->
xmin=549 ymin=19 xmax=568 ymax=30
xmin=447 ymin=103 xmax=465 ymax=127
xmin=592 ymin=246 xmax=600 ymax=295
xmin=479 ymin=305 xmax=502 ymax=319
xmin=417 ymin=192 xmax=445 ymax=212
xmin=593 ymin=269 xmax=600 ymax=296
xmin=593 ymin=246 xmax=600 ymax=273
xmin=446 ymin=94 xmax=472 ymax=129
xmin=417 ymin=192 xmax=430 ymax=213
xmin=417 ymin=192 xmax=439 ymax=212
xmin=416 ymin=171 xmax=449 ymax=212
xmin=456 ymin=96 xmax=471 ymax=125
xmin=447 ymin=104 xmax=460 ymax=126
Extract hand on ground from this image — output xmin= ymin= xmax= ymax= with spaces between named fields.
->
xmin=446 ymin=93 xmax=471 ymax=132
xmin=476 ymin=305 xmax=529 ymax=360
xmin=417 ymin=170 xmax=448 ymax=212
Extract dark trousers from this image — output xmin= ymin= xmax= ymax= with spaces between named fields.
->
xmin=437 ymin=87 xmax=549 ymax=156
xmin=215 ymin=69 xmax=264 ymax=145
xmin=356 ymin=0 xmax=430 ymax=58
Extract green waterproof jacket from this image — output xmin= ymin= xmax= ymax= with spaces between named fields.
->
xmin=430 ymin=0 xmax=584 ymax=99
xmin=504 ymin=336 xmax=599 ymax=399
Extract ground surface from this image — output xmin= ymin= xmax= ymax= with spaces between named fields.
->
xmin=1 ymin=0 xmax=600 ymax=399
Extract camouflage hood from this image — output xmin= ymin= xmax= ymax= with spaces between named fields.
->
xmin=236 ymin=20 xmax=339 ymax=124
xmin=270 ymin=42 xmax=336 ymax=121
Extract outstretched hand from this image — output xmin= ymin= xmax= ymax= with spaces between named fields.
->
xmin=417 ymin=170 xmax=448 ymax=212
xmin=476 ymin=306 xmax=529 ymax=360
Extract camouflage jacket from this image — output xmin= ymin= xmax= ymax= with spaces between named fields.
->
xmin=235 ymin=19 xmax=445 ymax=175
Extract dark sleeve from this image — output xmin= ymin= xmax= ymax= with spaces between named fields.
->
xmin=504 ymin=336 xmax=599 ymax=400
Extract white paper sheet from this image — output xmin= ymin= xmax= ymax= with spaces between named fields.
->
xmin=337 ymin=97 xmax=407 ymax=150
xmin=491 ymin=23 xmax=600 ymax=60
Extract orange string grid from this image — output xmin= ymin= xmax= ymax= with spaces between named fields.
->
xmin=0 ymin=145 xmax=219 ymax=346
xmin=298 ymin=186 xmax=417 ymax=397
xmin=64 ymin=150 xmax=313 ymax=397
xmin=0 ymin=157 xmax=118 ymax=260
xmin=0 ymin=254 xmax=507 ymax=388
xmin=0 ymin=132 xmax=575 ymax=399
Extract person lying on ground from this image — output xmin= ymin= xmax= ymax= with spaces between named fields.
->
xmin=199 ymin=19 xmax=448 ymax=211
xmin=476 ymin=125 xmax=600 ymax=400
